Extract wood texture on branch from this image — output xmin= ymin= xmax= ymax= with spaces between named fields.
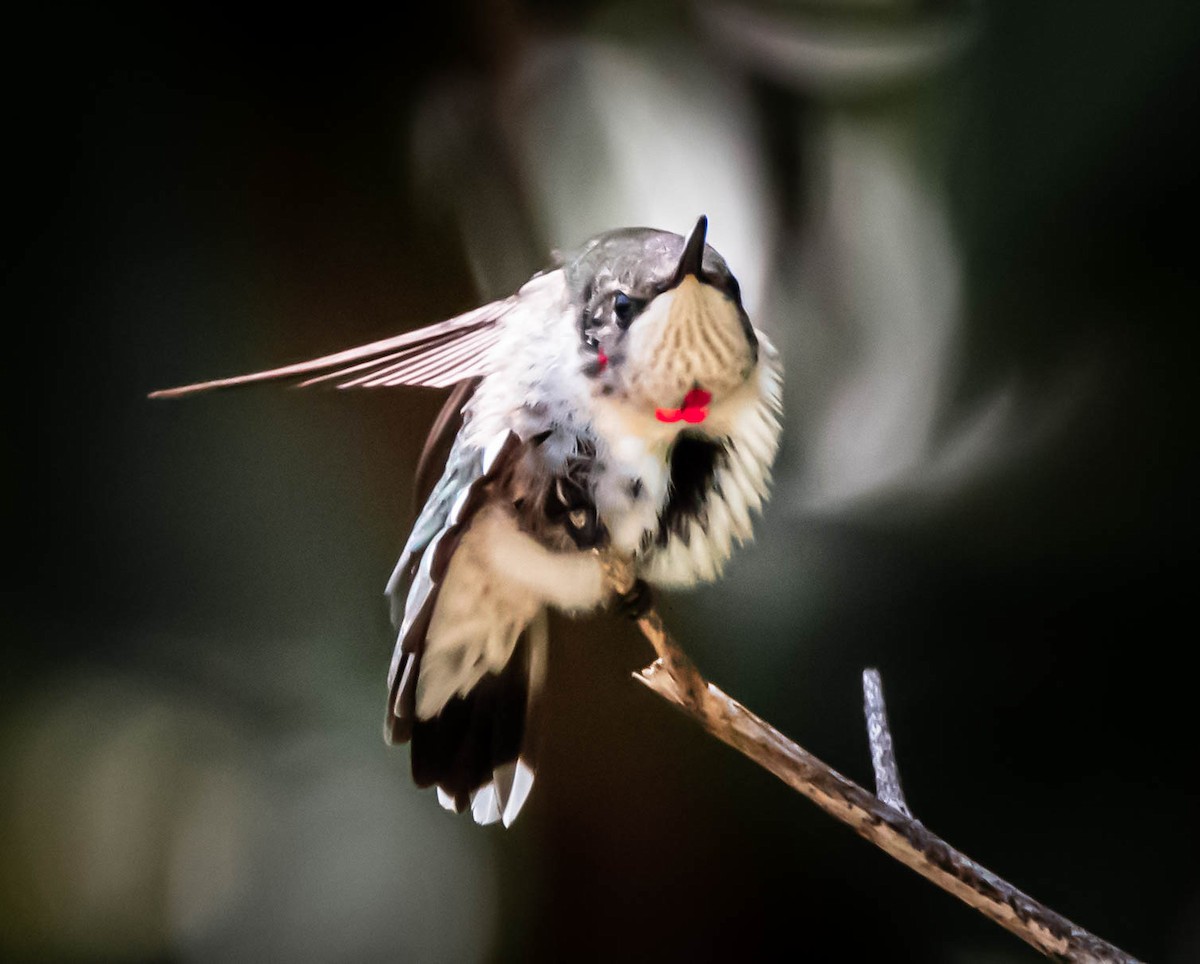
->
xmin=599 ymin=550 xmax=1138 ymax=963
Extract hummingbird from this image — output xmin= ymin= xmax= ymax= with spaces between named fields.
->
xmin=153 ymin=216 xmax=783 ymax=827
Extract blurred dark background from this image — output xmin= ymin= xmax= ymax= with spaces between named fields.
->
xmin=3 ymin=2 xmax=1198 ymax=961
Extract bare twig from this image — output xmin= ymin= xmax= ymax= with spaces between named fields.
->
xmin=599 ymin=553 xmax=1138 ymax=963
xmin=862 ymin=668 xmax=912 ymax=817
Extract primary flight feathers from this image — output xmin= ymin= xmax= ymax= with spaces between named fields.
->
xmin=149 ymin=301 xmax=508 ymax=398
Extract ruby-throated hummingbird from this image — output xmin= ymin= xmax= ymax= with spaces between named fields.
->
xmin=153 ymin=216 xmax=783 ymax=826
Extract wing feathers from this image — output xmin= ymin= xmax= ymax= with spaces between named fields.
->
xmin=149 ymin=299 xmax=509 ymax=398
xmin=383 ymin=431 xmax=546 ymax=825
xmin=414 ymin=377 xmax=481 ymax=512
xmin=365 ymin=326 xmax=500 ymax=389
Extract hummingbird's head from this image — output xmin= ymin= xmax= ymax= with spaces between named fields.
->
xmin=568 ymin=216 xmax=757 ymax=423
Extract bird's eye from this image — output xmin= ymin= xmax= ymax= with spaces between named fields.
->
xmin=614 ymin=291 xmax=642 ymax=329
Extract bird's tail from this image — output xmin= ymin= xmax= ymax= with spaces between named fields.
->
xmin=385 ymin=609 xmax=547 ymax=827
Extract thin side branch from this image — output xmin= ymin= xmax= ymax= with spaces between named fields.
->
xmin=600 ymin=553 xmax=1137 ymax=963
xmin=862 ymin=668 xmax=912 ymax=817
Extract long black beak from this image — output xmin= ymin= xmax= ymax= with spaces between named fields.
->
xmin=669 ymin=215 xmax=708 ymax=288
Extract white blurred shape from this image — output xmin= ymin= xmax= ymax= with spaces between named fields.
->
xmin=414 ymin=38 xmax=777 ymax=312
xmin=413 ymin=15 xmax=1081 ymax=520
xmin=0 ymin=667 xmax=499 ymax=964
xmin=787 ymin=102 xmax=1089 ymax=513
xmin=186 ymin=737 xmax=497 ymax=964
xmin=799 ymin=108 xmax=963 ymax=508
xmin=1 ymin=675 xmax=236 ymax=959
xmin=167 ymin=765 xmax=262 ymax=947
xmin=513 ymin=40 xmax=776 ymax=313
xmin=699 ymin=1 xmax=975 ymax=96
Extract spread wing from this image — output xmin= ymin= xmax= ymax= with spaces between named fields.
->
xmin=149 ymin=298 xmax=510 ymax=398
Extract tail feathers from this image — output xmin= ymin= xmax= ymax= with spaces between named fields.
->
xmin=436 ymin=759 xmax=536 ymax=827
xmin=386 ymin=614 xmax=546 ymax=827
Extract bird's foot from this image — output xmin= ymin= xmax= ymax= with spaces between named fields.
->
xmin=613 ymin=578 xmax=653 ymax=620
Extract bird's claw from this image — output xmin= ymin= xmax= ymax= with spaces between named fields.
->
xmin=613 ymin=578 xmax=653 ymax=620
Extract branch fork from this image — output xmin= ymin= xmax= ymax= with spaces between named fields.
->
xmin=598 ymin=551 xmax=1138 ymax=963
